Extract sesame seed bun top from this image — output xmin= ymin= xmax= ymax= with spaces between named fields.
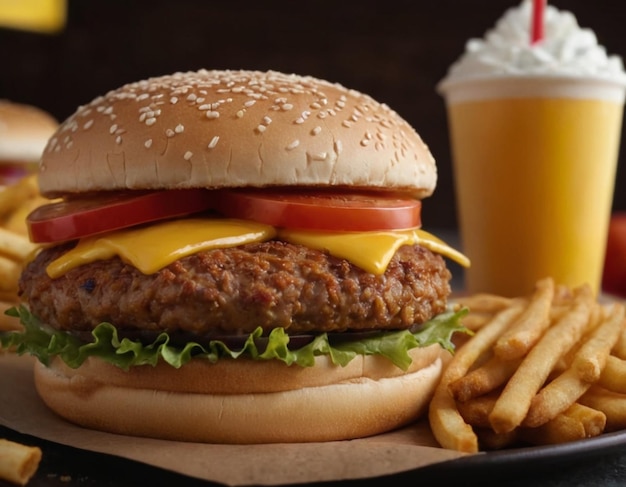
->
xmin=0 ymin=100 xmax=58 ymax=164
xmin=38 ymin=70 xmax=437 ymax=198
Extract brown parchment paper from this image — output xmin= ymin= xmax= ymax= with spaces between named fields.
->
xmin=0 ymin=353 xmax=471 ymax=486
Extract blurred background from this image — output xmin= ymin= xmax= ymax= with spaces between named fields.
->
xmin=1 ymin=0 xmax=624 ymax=230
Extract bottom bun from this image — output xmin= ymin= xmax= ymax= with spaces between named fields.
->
xmin=33 ymin=345 xmax=446 ymax=443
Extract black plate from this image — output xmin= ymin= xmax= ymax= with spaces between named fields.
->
xmin=3 ymin=424 xmax=626 ymax=487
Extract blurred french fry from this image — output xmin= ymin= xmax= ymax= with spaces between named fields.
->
xmin=561 ymin=403 xmax=606 ymax=437
xmin=429 ymin=304 xmax=525 ymax=453
xmin=598 ymin=355 xmax=626 ymax=394
xmin=456 ymin=392 xmax=498 ymax=428
xmin=612 ymin=320 xmax=626 ymax=360
xmin=2 ymin=195 xmax=49 ymax=236
xmin=493 ymin=277 xmax=554 ymax=360
xmin=580 ymin=386 xmax=626 ymax=432
xmin=0 ymin=256 xmax=21 ymax=293
xmin=459 ymin=311 xmax=494 ymax=332
xmin=454 ymin=293 xmax=520 ymax=314
xmin=488 ymin=284 xmax=594 ymax=433
xmin=0 ymin=227 xmax=38 ymax=262
xmin=0 ymin=175 xmax=39 ymax=220
xmin=449 ymin=355 xmax=522 ymax=403
xmin=572 ymin=303 xmax=625 ymax=383
xmin=0 ymin=438 xmax=42 ymax=486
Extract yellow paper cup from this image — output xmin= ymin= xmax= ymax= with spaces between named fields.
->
xmin=440 ymin=75 xmax=626 ymax=296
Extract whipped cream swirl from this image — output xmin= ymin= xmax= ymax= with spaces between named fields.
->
xmin=442 ymin=0 xmax=626 ymax=84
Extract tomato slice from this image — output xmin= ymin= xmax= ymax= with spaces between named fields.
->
xmin=27 ymin=189 xmax=217 ymax=243
xmin=27 ymin=188 xmax=422 ymax=244
xmin=215 ymin=189 xmax=421 ymax=231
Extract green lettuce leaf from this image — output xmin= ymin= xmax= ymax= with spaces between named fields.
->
xmin=0 ymin=305 xmax=470 ymax=371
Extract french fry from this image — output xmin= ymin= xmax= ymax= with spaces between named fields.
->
xmin=0 ymin=256 xmax=21 ymax=293
xmin=598 ymin=355 xmax=626 ymax=394
xmin=459 ymin=311 xmax=495 ymax=332
xmin=561 ymin=402 xmax=606 ymax=438
xmin=580 ymin=386 xmax=626 ymax=432
xmin=523 ymin=367 xmax=593 ymax=427
xmin=454 ymin=293 xmax=520 ymax=314
xmin=429 ymin=304 xmax=525 ymax=453
xmin=0 ymin=438 xmax=42 ymax=486
xmin=519 ymin=409 xmax=587 ymax=445
xmin=572 ymin=303 xmax=625 ymax=383
xmin=456 ymin=392 xmax=499 ymax=428
xmin=449 ymin=355 xmax=522 ymax=402
xmin=611 ymin=319 xmax=626 ymax=360
xmin=493 ymin=277 xmax=554 ymax=360
xmin=0 ymin=227 xmax=38 ymax=262
xmin=488 ymin=284 xmax=594 ymax=433
xmin=430 ymin=279 xmax=626 ymax=452
xmin=0 ymin=175 xmax=39 ymax=220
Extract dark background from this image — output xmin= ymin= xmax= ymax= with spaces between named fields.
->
xmin=1 ymin=0 xmax=624 ymax=229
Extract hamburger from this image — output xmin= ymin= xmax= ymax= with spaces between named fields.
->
xmin=0 ymin=100 xmax=57 ymax=186
xmin=2 ymin=69 xmax=470 ymax=443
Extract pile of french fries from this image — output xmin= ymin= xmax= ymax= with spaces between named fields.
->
xmin=429 ymin=277 xmax=626 ymax=452
xmin=0 ymin=175 xmax=44 ymax=331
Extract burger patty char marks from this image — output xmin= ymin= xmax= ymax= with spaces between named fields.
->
xmin=19 ymin=240 xmax=451 ymax=335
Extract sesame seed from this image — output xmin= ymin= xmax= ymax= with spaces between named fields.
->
xmin=206 ymin=111 xmax=219 ymax=119
xmin=263 ymin=116 xmax=272 ymax=124
xmin=146 ymin=118 xmax=157 ymax=126
xmin=109 ymin=124 xmax=118 ymax=134
xmin=83 ymin=120 xmax=94 ymax=130
xmin=115 ymin=136 xmax=122 ymax=144
xmin=145 ymin=139 xmax=153 ymax=148
xmin=311 ymin=126 xmax=321 ymax=135
xmin=198 ymin=104 xmax=211 ymax=110
xmin=170 ymin=97 xmax=178 ymax=104
xmin=184 ymin=151 xmax=193 ymax=160
xmin=137 ymin=93 xmax=149 ymax=101
xmin=187 ymin=94 xmax=197 ymax=101
xmin=286 ymin=140 xmax=300 ymax=150
xmin=166 ymin=129 xmax=175 ymax=137
xmin=244 ymin=100 xmax=256 ymax=107
xmin=175 ymin=124 xmax=184 ymax=133
xmin=208 ymin=136 xmax=219 ymax=149
xmin=257 ymin=125 xmax=267 ymax=133
xmin=236 ymin=110 xmax=245 ymax=118
xmin=281 ymin=103 xmax=293 ymax=111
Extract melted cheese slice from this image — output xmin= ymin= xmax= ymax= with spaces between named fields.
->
xmin=47 ymin=219 xmax=277 ymax=278
xmin=279 ymin=227 xmax=470 ymax=274
xmin=46 ymin=219 xmax=470 ymax=278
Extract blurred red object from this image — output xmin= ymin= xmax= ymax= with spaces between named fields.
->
xmin=603 ymin=212 xmax=626 ymax=298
